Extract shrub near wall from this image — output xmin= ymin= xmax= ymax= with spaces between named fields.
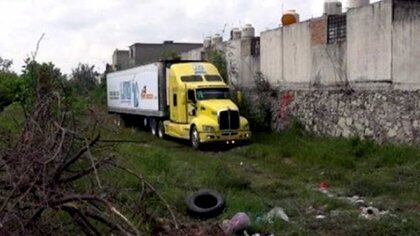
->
xmin=274 ymin=89 xmax=420 ymax=144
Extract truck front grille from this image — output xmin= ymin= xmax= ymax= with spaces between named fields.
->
xmin=219 ymin=110 xmax=240 ymax=130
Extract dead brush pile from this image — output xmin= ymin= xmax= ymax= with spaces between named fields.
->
xmin=0 ymin=64 xmax=177 ymax=235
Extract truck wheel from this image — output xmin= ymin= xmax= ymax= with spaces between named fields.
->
xmin=190 ymin=126 xmax=200 ymax=150
xmin=158 ymin=120 xmax=167 ymax=139
xmin=150 ymin=118 xmax=158 ymax=136
xmin=143 ymin=117 xmax=149 ymax=130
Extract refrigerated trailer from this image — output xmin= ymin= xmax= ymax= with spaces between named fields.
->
xmin=107 ymin=60 xmax=251 ymax=149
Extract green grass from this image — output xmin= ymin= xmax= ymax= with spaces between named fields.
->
xmin=97 ymin=120 xmax=420 ymax=235
xmin=1 ymin=102 xmax=419 ymax=235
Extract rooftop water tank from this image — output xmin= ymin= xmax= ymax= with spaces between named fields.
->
xmin=282 ymin=10 xmax=300 ymax=26
xmin=348 ymin=0 xmax=370 ymax=9
xmin=203 ymin=37 xmax=212 ymax=48
xmin=211 ymin=34 xmax=223 ymax=45
xmin=231 ymin=28 xmax=242 ymax=40
xmin=242 ymin=24 xmax=255 ymax=38
xmin=324 ymin=0 xmax=343 ymax=15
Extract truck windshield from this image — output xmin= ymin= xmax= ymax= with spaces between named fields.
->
xmin=196 ymin=88 xmax=230 ymax=100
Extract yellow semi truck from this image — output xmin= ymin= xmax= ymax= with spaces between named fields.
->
xmin=107 ymin=60 xmax=251 ymax=149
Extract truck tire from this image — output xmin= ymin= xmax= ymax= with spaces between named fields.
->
xmin=158 ymin=120 xmax=167 ymax=139
xmin=150 ymin=118 xmax=158 ymax=136
xmin=143 ymin=117 xmax=149 ymax=131
xmin=186 ymin=189 xmax=225 ymax=219
xmin=190 ymin=126 xmax=200 ymax=150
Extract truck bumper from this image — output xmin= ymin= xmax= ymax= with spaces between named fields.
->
xmin=199 ymin=130 xmax=251 ymax=143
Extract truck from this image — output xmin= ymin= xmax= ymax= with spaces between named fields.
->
xmin=106 ymin=60 xmax=251 ymax=149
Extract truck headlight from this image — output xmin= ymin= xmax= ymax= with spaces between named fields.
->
xmin=202 ymin=125 xmax=216 ymax=133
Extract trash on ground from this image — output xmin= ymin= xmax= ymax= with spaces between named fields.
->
xmin=316 ymin=214 xmax=327 ymax=220
xmin=360 ymin=207 xmax=389 ymax=220
xmin=319 ymin=181 xmax=330 ymax=192
xmin=186 ymin=189 xmax=225 ymax=219
xmin=221 ymin=212 xmax=251 ymax=235
xmin=318 ymin=182 xmax=334 ymax=198
xmin=264 ymin=207 xmax=290 ymax=223
xmin=347 ymin=195 xmax=366 ymax=206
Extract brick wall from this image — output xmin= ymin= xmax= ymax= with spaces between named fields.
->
xmin=310 ymin=17 xmax=327 ymax=46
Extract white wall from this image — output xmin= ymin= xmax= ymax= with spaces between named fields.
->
xmin=346 ymin=0 xmax=393 ymax=83
xmin=261 ymin=28 xmax=283 ymax=86
xmin=282 ymin=21 xmax=312 ymax=84
xmin=392 ymin=1 xmax=420 ymax=90
xmin=261 ymin=22 xmax=312 ymax=86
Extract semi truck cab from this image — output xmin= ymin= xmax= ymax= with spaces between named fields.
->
xmin=162 ymin=62 xmax=251 ymax=149
xmin=107 ymin=61 xmax=251 ymax=149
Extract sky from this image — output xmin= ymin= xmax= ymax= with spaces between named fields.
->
xmin=0 ymin=0 xmax=374 ymax=74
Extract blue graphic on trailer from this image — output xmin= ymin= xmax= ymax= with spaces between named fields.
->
xmin=132 ymin=80 xmax=139 ymax=108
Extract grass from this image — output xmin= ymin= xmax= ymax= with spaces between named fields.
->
xmin=96 ymin=117 xmax=420 ymax=235
xmin=1 ymin=103 xmax=419 ymax=235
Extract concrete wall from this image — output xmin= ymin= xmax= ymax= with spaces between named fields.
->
xmin=261 ymin=28 xmax=283 ymax=86
xmin=261 ymin=17 xmax=346 ymax=87
xmin=129 ymin=42 xmax=203 ymax=67
xmin=180 ymin=47 xmax=204 ymax=61
xmin=311 ymin=43 xmax=347 ymax=86
xmin=261 ymin=21 xmax=312 ymax=87
xmin=392 ymin=0 xmax=420 ymax=90
xmin=346 ymin=0 xmax=393 ymax=83
xmin=112 ymin=49 xmax=129 ymax=71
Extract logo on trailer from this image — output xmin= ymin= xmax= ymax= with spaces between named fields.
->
xmin=141 ymin=86 xmax=154 ymax=100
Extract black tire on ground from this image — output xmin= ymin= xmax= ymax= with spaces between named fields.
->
xmin=158 ymin=120 xmax=167 ymax=139
xmin=190 ymin=126 xmax=200 ymax=150
xmin=150 ymin=118 xmax=158 ymax=136
xmin=186 ymin=190 xmax=225 ymax=219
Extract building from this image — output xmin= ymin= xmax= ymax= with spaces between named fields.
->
xmin=128 ymin=41 xmax=203 ymax=67
xmin=112 ymin=49 xmax=130 ymax=71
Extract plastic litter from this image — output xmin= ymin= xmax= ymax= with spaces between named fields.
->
xmin=265 ymin=207 xmax=290 ymax=223
xmin=360 ymin=207 xmax=389 ymax=220
xmin=316 ymin=215 xmax=327 ymax=220
xmin=221 ymin=212 xmax=251 ymax=235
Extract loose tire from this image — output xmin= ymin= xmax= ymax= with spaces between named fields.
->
xmin=186 ymin=190 xmax=225 ymax=219
xmin=158 ymin=120 xmax=166 ymax=139
xmin=190 ymin=126 xmax=200 ymax=150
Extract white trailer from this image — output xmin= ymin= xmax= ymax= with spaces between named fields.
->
xmin=106 ymin=63 xmax=168 ymax=118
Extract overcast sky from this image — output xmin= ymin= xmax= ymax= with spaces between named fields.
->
xmin=0 ymin=0 xmax=375 ymax=74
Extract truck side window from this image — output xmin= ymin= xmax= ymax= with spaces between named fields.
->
xmin=173 ymin=94 xmax=177 ymax=107
xmin=187 ymin=90 xmax=196 ymax=103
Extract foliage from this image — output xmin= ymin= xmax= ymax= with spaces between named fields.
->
xmin=101 ymin=120 xmax=420 ymax=235
xmin=69 ymin=63 xmax=99 ymax=95
xmin=0 ymin=57 xmax=13 ymax=72
xmin=19 ymin=59 xmax=66 ymax=111
xmin=160 ymin=50 xmax=180 ymax=61
xmin=207 ymin=50 xmax=228 ymax=83
xmin=236 ymin=72 xmax=274 ymax=131
xmin=0 ymin=71 xmax=20 ymax=111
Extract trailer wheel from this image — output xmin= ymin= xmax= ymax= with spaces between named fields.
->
xmin=158 ymin=120 xmax=167 ymax=139
xmin=150 ymin=118 xmax=158 ymax=136
xmin=190 ymin=126 xmax=200 ymax=150
xmin=143 ymin=117 xmax=149 ymax=130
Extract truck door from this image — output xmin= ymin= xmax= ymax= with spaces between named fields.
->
xmin=187 ymin=89 xmax=197 ymax=123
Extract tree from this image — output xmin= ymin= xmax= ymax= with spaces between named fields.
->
xmin=0 ymin=57 xmax=20 ymax=111
xmin=207 ymin=50 xmax=228 ymax=83
xmin=0 ymin=57 xmax=13 ymax=72
xmin=70 ymin=63 xmax=99 ymax=94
